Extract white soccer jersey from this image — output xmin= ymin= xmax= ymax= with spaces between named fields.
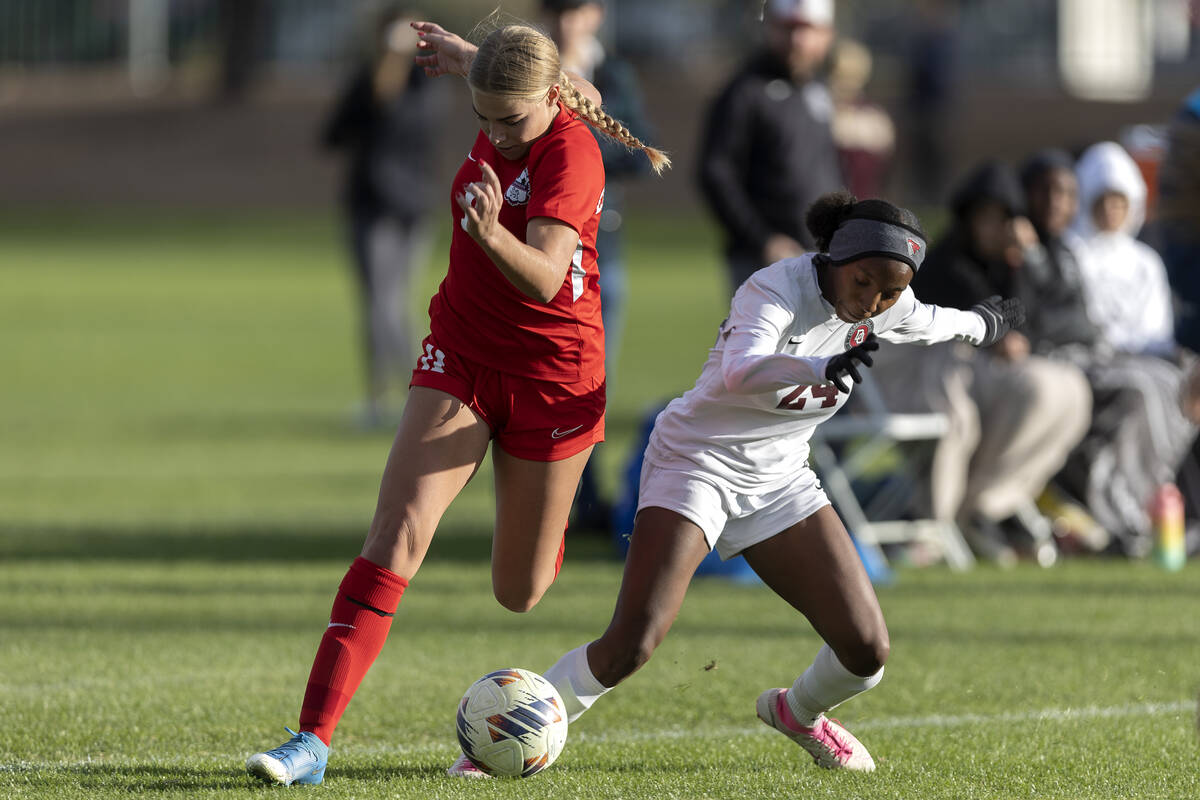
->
xmin=645 ymin=255 xmax=986 ymax=493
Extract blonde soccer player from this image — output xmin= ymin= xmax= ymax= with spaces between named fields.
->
xmin=245 ymin=16 xmax=666 ymax=786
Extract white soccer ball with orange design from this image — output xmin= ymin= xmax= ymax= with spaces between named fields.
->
xmin=454 ymin=668 xmax=568 ymax=777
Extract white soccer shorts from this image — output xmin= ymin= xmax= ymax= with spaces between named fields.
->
xmin=636 ymin=460 xmax=830 ymax=560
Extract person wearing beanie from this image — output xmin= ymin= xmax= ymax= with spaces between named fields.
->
xmin=874 ymin=161 xmax=1093 ymax=565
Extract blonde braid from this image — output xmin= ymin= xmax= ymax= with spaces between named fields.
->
xmin=558 ymin=72 xmax=671 ymax=175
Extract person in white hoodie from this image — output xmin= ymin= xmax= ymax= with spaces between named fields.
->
xmin=1072 ymin=141 xmax=1175 ymax=356
xmin=1060 ymin=141 xmax=1198 ymax=554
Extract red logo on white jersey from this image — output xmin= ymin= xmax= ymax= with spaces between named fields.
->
xmin=845 ymin=319 xmax=874 ymax=348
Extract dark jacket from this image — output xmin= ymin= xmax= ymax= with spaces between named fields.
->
xmin=322 ymin=64 xmax=442 ymax=223
xmin=696 ymin=51 xmax=844 ymax=260
xmin=591 ymin=56 xmax=653 ymax=182
xmin=1021 ymin=229 xmax=1100 ymax=350
xmin=911 ymin=228 xmax=1013 ymax=311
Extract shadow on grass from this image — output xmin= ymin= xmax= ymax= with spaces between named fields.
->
xmin=0 ymin=522 xmax=618 ymax=564
xmin=13 ymin=762 xmax=439 ymax=793
xmin=128 ymin=408 xmax=395 ymax=443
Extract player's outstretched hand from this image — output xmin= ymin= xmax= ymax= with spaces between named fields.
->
xmin=412 ymin=21 xmax=476 ymax=78
xmin=825 ymin=333 xmax=879 ymax=393
xmin=972 ymin=295 xmax=1025 ymax=347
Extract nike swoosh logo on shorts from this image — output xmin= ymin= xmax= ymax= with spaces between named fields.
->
xmin=550 ymin=425 xmax=584 ymax=439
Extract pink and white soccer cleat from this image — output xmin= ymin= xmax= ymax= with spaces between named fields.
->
xmin=445 ymin=752 xmax=493 ymax=778
xmin=755 ymin=688 xmax=876 ymax=771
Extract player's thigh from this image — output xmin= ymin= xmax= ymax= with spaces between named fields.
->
xmin=362 ymin=386 xmax=492 ymax=576
xmin=490 ymin=444 xmax=593 ymax=601
xmin=741 ymin=505 xmax=888 ymax=673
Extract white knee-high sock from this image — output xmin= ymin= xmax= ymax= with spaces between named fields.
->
xmin=786 ymin=644 xmax=884 ymax=727
xmin=543 ymin=643 xmax=610 ymax=723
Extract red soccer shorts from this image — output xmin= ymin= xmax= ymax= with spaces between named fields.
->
xmin=410 ymin=333 xmax=605 ymax=461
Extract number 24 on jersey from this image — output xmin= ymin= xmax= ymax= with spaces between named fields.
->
xmin=777 ymin=384 xmax=839 ymax=411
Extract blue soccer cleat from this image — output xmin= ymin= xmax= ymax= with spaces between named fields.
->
xmin=245 ymin=727 xmax=329 ymax=786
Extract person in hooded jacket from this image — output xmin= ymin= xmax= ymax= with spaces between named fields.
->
xmin=1049 ymin=141 xmax=1199 ymax=554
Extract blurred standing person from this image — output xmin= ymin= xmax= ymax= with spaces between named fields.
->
xmin=1159 ymin=88 xmax=1200 ymax=352
xmin=541 ymin=0 xmax=656 ymax=532
xmin=829 ymin=39 xmax=894 ymax=200
xmin=246 ymin=17 xmax=669 ymax=786
xmin=875 ymin=162 xmax=1092 ymax=563
xmin=322 ymin=4 xmax=445 ymax=427
xmin=905 ymin=0 xmax=957 ymax=204
xmin=698 ymin=0 xmax=843 ymax=298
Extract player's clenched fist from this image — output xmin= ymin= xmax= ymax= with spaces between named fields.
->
xmin=457 ymin=160 xmax=503 ymax=245
xmin=971 ymin=295 xmax=1025 ymax=347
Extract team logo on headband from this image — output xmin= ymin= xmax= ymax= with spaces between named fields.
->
xmin=845 ymin=318 xmax=874 ymax=348
xmin=906 ymin=238 xmax=922 ymax=257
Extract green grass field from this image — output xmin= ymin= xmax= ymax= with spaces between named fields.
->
xmin=1 ymin=211 xmax=1197 ymax=799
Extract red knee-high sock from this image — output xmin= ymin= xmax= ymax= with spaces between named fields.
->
xmin=299 ymin=557 xmax=408 ymax=746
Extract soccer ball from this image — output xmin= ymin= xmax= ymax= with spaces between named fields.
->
xmin=455 ymin=668 xmax=568 ymax=777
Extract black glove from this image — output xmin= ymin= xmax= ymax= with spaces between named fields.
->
xmin=825 ymin=333 xmax=879 ymax=393
xmin=972 ymin=295 xmax=1025 ymax=347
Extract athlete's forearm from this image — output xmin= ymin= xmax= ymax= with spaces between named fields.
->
xmin=478 ymin=225 xmax=569 ymax=303
xmin=884 ymin=302 xmax=987 ymax=346
xmin=722 ymin=350 xmax=832 ymax=394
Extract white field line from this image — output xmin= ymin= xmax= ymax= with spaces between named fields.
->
xmin=1 ymin=699 xmax=1194 ymax=771
xmin=573 ymin=699 xmax=1198 ymax=745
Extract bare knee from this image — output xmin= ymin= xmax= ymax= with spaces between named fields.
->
xmin=361 ymin=512 xmax=428 ymax=578
xmin=493 ymin=582 xmax=547 ymax=613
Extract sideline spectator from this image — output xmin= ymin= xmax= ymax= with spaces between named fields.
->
xmin=322 ymin=3 xmax=446 ymax=427
xmin=541 ymin=0 xmax=656 ymax=533
xmin=1159 ymin=88 xmax=1200 ymax=352
xmin=1053 ymin=141 xmax=1199 ymax=555
xmin=1012 ymin=149 xmax=1107 ymax=551
xmin=1158 ymin=87 xmax=1200 ymax=532
xmin=829 ymin=38 xmax=894 ymax=200
xmin=698 ymin=0 xmax=842 ymax=298
xmin=904 ymin=0 xmax=957 ymax=204
xmin=874 ymin=161 xmax=1091 ymax=564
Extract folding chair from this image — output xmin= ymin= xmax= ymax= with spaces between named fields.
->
xmin=809 ymin=373 xmax=976 ymax=570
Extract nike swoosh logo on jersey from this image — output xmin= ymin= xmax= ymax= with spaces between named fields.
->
xmin=327 ymin=622 xmax=356 ymax=630
xmin=550 ymin=425 xmax=584 ymax=439
xmin=467 ymin=152 xmax=476 ymax=162
xmin=788 ymin=336 xmax=804 ymax=344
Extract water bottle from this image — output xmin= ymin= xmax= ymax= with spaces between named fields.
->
xmin=1149 ymin=483 xmax=1186 ymax=571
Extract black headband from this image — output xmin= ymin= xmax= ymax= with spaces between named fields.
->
xmin=827 ymin=218 xmax=926 ymax=272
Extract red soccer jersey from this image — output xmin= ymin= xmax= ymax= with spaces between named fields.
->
xmin=428 ymin=104 xmax=606 ymax=383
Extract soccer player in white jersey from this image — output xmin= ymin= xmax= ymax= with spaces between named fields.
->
xmin=535 ymin=192 xmax=1024 ymax=772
